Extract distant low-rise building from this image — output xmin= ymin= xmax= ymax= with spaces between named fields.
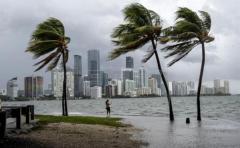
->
xmin=136 ymin=87 xmax=151 ymax=96
xmin=0 ymin=89 xmax=6 ymax=96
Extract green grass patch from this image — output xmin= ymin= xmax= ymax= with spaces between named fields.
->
xmin=36 ymin=115 xmax=127 ymax=127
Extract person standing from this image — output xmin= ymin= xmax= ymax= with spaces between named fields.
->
xmin=105 ymin=99 xmax=111 ymax=117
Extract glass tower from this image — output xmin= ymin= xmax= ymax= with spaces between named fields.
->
xmin=88 ymin=50 xmax=100 ymax=87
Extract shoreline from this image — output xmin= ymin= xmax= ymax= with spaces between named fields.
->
xmin=0 ymin=115 xmax=146 ymax=148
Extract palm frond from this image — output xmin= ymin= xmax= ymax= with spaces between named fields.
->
xmin=176 ymin=7 xmax=202 ymax=28
xmin=27 ymin=17 xmax=70 ymax=72
xmin=164 ymin=41 xmax=200 ymax=66
xmin=123 ymin=3 xmax=152 ymax=26
xmin=109 ymin=36 xmax=149 ymax=60
xmin=34 ymin=50 xmax=60 ymax=71
xmin=199 ymin=11 xmax=211 ymax=31
xmin=142 ymin=46 xmax=155 ymax=63
xmin=47 ymin=54 xmax=61 ymax=71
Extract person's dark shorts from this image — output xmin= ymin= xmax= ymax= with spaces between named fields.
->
xmin=106 ymin=107 xmax=110 ymax=112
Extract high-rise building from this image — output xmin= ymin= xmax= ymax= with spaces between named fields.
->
xmin=108 ymin=79 xmax=122 ymax=96
xmin=90 ymin=86 xmax=102 ymax=99
xmin=172 ymin=81 xmax=188 ymax=96
xmin=105 ymin=84 xmax=117 ymax=98
xmin=187 ymin=81 xmax=195 ymax=95
xmin=151 ymin=74 xmax=161 ymax=88
xmin=126 ymin=56 xmax=134 ymax=69
xmin=100 ymin=71 xmax=108 ymax=94
xmin=224 ymin=80 xmax=230 ymax=94
xmin=74 ymin=55 xmax=83 ymax=98
xmin=214 ymin=79 xmax=221 ymax=94
xmin=51 ymin=66 xmax=74 ymax=98
xmin=124 ymin=79 xmax=136 ymax=93
xmin=201 ymin=85 xmax=214 ymax=95
xmin=83 ymin=81 xmax=91 ymax=97
xmin=121 ymin=68 xmax=134 ymax=92
xmin=148 ymin=77 xmax=159 ymax=95
xmin=24 ymin=76 xmax=43 ymax=98
xmin=134 ymin=71 xmax=140 ymax=88
xmin=139 ymin=66 xmax=147 ymax=88
xmin=88 ymin=49 xmax=100 ymax=87
xmin=6 ymin=77 xmax=18 ymax=99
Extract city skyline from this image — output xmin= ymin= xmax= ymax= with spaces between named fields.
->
xmin=0 ymin=51 xmax=234 ymax=98
xmin=0 ymin=52 xmax=236 ymax=95
xmin=0 ymin=0 xmax=240 ymax=93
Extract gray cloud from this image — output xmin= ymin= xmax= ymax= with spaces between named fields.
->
xmin=0 ymin=0 xmax=240 ymax=93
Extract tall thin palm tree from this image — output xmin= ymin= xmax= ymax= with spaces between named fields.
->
xmin=26 ymin=17 xmax=70 ymax=116
xmin=161 ymin=8 xmax=214 ymax=121
xmin=109 ymin=3 xmax=174 ymax=121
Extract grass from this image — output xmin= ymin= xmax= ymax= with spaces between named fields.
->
xmin=36 ymin=115 xmax=127 ymax=127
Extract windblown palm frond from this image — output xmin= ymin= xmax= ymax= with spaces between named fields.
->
xmin=109 ymin=3 xmax=161 ymax=61
xmin=162 ymin=7 xmax=214 ymax=66
xmin=26 ymin=17 xmax=70 ymax=71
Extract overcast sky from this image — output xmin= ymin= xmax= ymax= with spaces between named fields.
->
xmin=0 ymin=0 xmax=240 ymax=93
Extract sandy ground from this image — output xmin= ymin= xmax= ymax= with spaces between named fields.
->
xmin=0 ymin=123 xmax=145 ymax=148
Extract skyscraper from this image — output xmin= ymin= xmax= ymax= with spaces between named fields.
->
xmin=100 ymin=71 xmax=108 ymax=93
xmin=88 ymin=50 xmax=100 ymax=87
xmin=74 ymin=55 xmax=83 ymax=98
xmin=151 ymin=74 xmax=161 ymax=88
xmin=148 ymin=77 xmax=159 ymax=95
xmin=24 ymin=76 xmax=43 ymax=98
xmin=51 ymin=66 xmax=74 ymax=98
xmin=121 ymin=68 xmax=134 ymax=92
xmin=126 ymin=56 xmax=134 ymax=69
xmin=139 ymin=66 xmax=146 ymax=88
xmin=224 ymin=80 xmax=230 ymax=94
xmin=6 ymin=77 xmax=18 ymax=99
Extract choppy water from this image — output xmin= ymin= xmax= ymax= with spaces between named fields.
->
xmin=3 ymin=96 xmax=240 ymax=122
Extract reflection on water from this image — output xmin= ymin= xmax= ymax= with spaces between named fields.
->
xmin=3 ymin=96 xmax=240 ymax=122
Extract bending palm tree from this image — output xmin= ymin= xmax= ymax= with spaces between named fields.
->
xmin=109 ymin=3 xmax=174 ymax=121
xmin=161 ymin=8 xmax=214 ymax=121
xmin=26 ymin=17 xmax=70 ymax=116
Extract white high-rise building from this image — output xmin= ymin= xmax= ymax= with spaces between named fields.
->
xmin=116 ymin=80 xmax=122 ymax=96
xmin=148 ymin=77 xmax=159 ymax=95
xmin=139 ymin=66 xmax=147 ymax=88
xmin=187 ymin=81 xmax=195 ymax=95
xmin=6 ymin=77 xmax=18 ymax=99
xmin=125 ymin=79 xmax=136 ymax=93
xmin=214 ymin=79 xmax=230 ymax=95
xmin=224 ymin=80 xmax=230 ymax=94
xmin=172 ymin=81 xmax=188 ymax=96
xmin=109 ymin=79 xmax=122 ymax=96
xmin=121 ymin=68 xmax=134 ymax=92
xmin=90 ymin=86 xmax=102 ymax=99
xmin=51 ymin=66 xmax=74 ymax=98
xmin=83 ymin=81 xmax=91 ymax=97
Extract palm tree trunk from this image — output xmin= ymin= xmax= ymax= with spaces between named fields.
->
xmin=62 ymin=51 xmax=68 ymax=116
xmin=196 ymin=42 xmax=205 ymax=121
xmin=151 ymin=40 xmax=174 ymax=121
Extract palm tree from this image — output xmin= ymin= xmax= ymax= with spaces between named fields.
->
xmin=26 ymin=17 xmax=70 ymax=116
xmin=109 ymin=3 xmax=174 ymax=121
xmin=161 ymin=8 xmax=214 ymax=121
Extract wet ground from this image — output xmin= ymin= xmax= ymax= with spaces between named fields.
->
xmin=124 ymin=116 xmax=240 ymax=148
